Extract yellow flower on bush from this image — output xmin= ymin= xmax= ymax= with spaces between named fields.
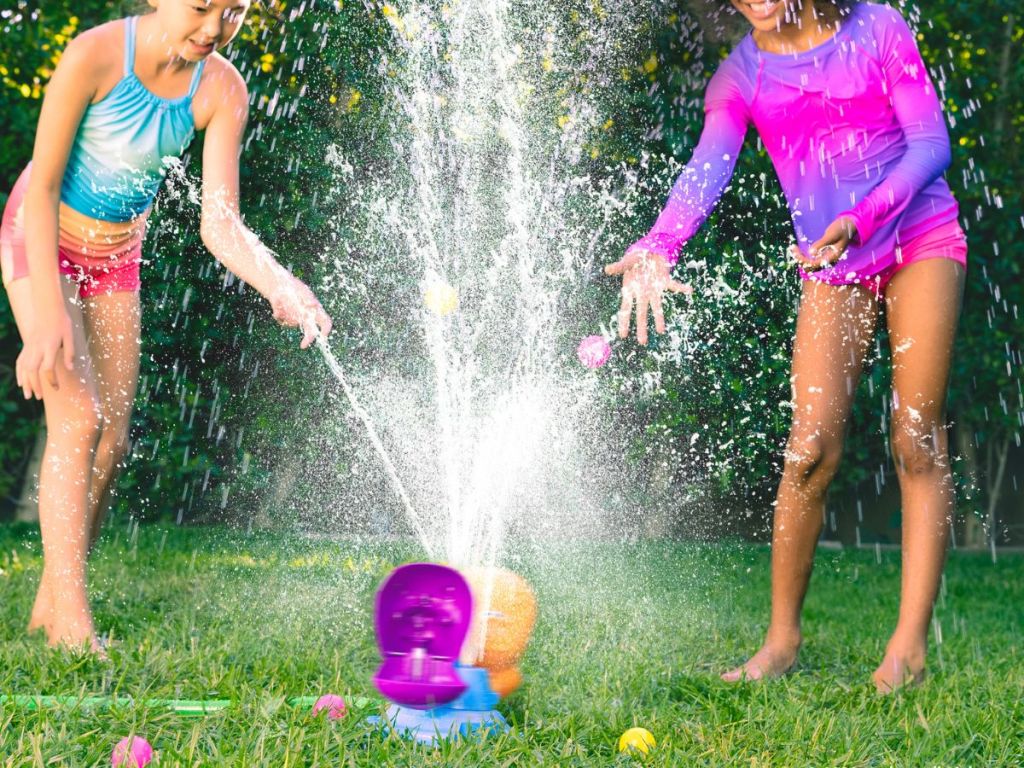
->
xmin=643 ymin=53 xmax=658 ymax=74
xmin=260 ymin=53 xmax=275 ymax=73
xmin=381 ymin=4 xmax=407 ymax=35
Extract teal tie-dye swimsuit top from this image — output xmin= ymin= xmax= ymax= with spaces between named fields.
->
xmin=61 ymin=15 xmax=205 ymax=222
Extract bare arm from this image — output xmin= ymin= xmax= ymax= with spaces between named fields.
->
xmin=16 ymin=32 xmax=105 ymax=397
xmin=198 ymin=60 xmax=331 ymax=347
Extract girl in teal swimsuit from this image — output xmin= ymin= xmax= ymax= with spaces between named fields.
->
xmin=1 ymin=0 xmax=331 ymax=653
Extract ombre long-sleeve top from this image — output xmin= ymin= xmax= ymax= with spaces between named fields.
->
xmin=631 ymin=2 xmax=959 ymax=285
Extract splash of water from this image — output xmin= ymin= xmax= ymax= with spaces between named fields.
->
xmin=314 ymin=335 xmax=435 ymax=558
xmin=352 ymin=0 xmax=654 ymax=570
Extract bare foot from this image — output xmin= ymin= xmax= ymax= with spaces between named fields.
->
xmin=53 ymin=631 xmax=110 ymax=661
xmin=722 ymin=634 xmax=802 ymax=682
xmin=45 ymin=598 xmax=104 ymax=658
xmin=27 ymin=579 xmax=53 ymax=635
xmin=872 ymin=642 xmax=926 ymax=694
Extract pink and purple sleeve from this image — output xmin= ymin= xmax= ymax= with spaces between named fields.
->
xmin=839 ymin=10 xmax=952 ymax=245
xmin=629 ymin=66 xmax=749 ymax=267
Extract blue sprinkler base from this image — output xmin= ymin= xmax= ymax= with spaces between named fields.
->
xmin=372 ymin=665 xmax=509 ymax=745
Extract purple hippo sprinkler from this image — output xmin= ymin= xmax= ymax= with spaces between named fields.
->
xmin=371 ymin=562 xmax=509 ymax=743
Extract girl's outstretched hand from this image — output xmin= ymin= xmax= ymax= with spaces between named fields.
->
xmin=16 ymin=308 xmax=75 ymax=400
xmin=604 ymin=248 xmax=691 ymax=346
xmin=268 ymin=276 xmax=333 ymax=349
xmin=792 ymin=215 xmax=857 ymax=271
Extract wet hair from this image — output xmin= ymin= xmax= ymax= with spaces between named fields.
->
xmin=685 ymin=0 xmax=860 ymax=44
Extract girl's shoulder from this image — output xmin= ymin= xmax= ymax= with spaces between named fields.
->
xmin=56 ymin=18 xmax=123 ymax=87
xmin=192 ymin=53 xmax=249 ymax=131
xmin=197 ymin=51 xmax=247 ymax=94
xmin=705 ymin=42 xmax=757 ymax=111
xmin=843 ymin=3 xmax=916 ymax=52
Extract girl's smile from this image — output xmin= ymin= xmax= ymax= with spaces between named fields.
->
xmin=729 ymin=0 xmax=791 ymax=29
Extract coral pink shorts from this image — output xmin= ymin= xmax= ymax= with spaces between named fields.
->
xmin=1 ymin=164 xmax=145 ymax=299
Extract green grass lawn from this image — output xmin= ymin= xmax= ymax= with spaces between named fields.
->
xmin=1 ymin=522 xmax=1021 ymax=766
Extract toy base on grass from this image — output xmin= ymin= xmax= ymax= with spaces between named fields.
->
xmin=370 ymin=665 xmax=509 ymax=745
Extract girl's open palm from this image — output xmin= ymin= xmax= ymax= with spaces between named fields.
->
xmin=605 ymin=248 xmax=691 ymax=345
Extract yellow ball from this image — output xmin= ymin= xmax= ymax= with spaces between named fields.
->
xmin=618 ymin=727 xmax=656 ymax=755
xmin=424 ymin=283 xmax=459 ymax=316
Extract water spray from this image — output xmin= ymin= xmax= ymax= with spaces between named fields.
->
xmin=313 ymin=334 xmax=435 ymax=559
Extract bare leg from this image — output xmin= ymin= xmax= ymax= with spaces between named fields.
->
xmin=873 ymin=259 xmax=964 ymax=693
xmin=82 ymin=291 xmax=142 ymax=550
xmin=7 ymin=277 xmax=105 ymax=652
xmin=723 ymin=280 xmax=877 ymax=682
xmin=23 ymin=291 xmax=141 ymax=642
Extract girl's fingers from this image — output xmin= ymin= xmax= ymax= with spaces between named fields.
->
xmin=666 ymin=280 xmax=692 ymax=295
xmin=605 ymin=249 xmax=643 ymax=276
xmin=63 ymin=332 xmax=76 ymax=371
xmin=40 ymin=348 xmax=59 ymax=391
xmin=791 ymin=245 xmax=825 ymax=270
xmin=17 ymin=356 xmax=32 ymax=399
xmin=317 ymin=309 xmax=333 ymax=338
xmin=617 ymin=288 xmax=633 ymax=339
xmin=17 ymin=361 xmax=29 ymax=400
xmin=636 ymin=294 xmax=650 ymax=346
xmin=652 ymin=295 xmax=666 ymax=334
xmin=27 ymin=367 xmax=42 ymax=400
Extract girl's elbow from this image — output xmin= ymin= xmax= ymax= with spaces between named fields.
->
xmin=199 ymin=220 xmax=222 ymax=252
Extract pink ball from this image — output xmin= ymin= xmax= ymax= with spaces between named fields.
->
xmin=312 ymin=693 xmax=347 ymax=720
xmin=577 ymin=335 xmax=611 ymax=369
xmin=111 ymin=736 xmax=153 ymax=768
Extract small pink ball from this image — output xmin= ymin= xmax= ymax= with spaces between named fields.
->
xmin=111 ymin=736 xmax=153 ymax=768
xmin=312 ymin=693 xmax=347 ymax=720
xmin=577 ymin=335 xmax=611 ymax=369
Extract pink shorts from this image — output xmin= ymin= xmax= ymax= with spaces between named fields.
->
xmin=1 ymin=165 xmax=144 ymax=299
xmin=870 ymin=219 xmax=968 ymax=298
xmin=797 ymin=219 xmax=968 ymax=299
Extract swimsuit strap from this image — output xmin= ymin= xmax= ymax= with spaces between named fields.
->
xmin=123 ymin=16 xmax=137 ymax=77
xmin=187 ymin=59 xmax=206 ymax=99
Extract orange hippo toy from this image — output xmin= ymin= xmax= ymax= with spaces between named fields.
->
xmin=460 ymin=567 xmax=538 ymax=698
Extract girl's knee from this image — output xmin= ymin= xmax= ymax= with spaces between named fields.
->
xmin=891 ymin=423 xmax=947 ymax=477
xmin=783 ymin=434 xmax=843 ymax=487
xmin=46 ymin=396 xmax=103 ymax=449
xmin=96 ymin=420 xmax=130 ymax=463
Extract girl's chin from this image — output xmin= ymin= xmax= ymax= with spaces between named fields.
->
xmin=736 ymin=1 xmax=789 ymax=27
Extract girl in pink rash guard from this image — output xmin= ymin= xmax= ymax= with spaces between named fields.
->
xmin=606 ymin=0 xmax=966 ymax=693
